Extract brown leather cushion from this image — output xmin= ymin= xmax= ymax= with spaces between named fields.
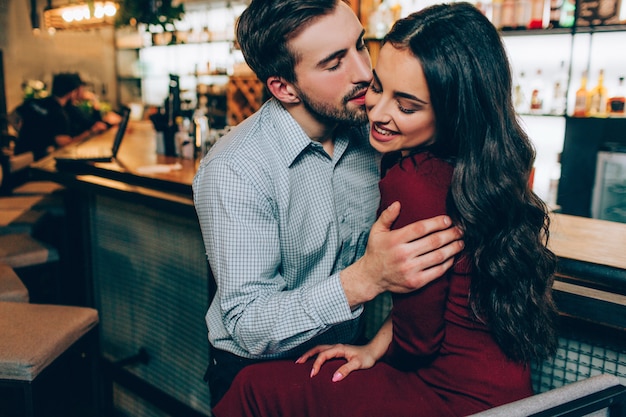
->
xmin=0 ymin=264 xmax=29 ymax=303
xmin=0 ymin=234 xmax=59 ymax=268
xmin=0 ymin=302 xmax=98 ymax=381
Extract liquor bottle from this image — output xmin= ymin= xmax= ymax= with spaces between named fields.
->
xmin=559 ymin=0 xmax=576 ymax=27
xmin=492 ymin=0 xmax=504 ymax=28
xmin=501 ymin=0 xmax=517 ymax=29
xmin=175 ymin=116 xmax=194 ymax=159
xmin=546 ymin=153 xmax=561 ymax=209
xmin=550 ymin=81 xmax=567 ymax=115
xmin=515 ymin=0 xmax=531 ymax=28
xmin=588 ymin=69 xmax=608 ymax=117
xmin=550 ymin=60 xmax=568 ymax=115
xmin=368 ymin=1 xmax=394 ymax=38
xmin=608 ymin=76 xmax=626 ymax=116
xmin=573 ymin=71 xmax=590 ymax=117
xmin=389 ymin=0 xmax=402 ymax=21
xmin=528 ymin=0 xmax=546 ymax=28
xmin=529 ymin=68 xmax=545 ymax=113
xmin=513 ymin=71 xmax=528 ymax=112
xmin=548 ymin=0 xmax=563 ymax=27
xmin=193 ymin=108 xmax=210 ymax=158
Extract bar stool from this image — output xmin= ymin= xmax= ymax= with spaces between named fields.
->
xmin=0 ymin=301 xmax=100 ymax=416
xmin=11 ymin=181 xmax=65 ymax=196
xmin=0 ymin=151 xmax=33 ymax=196
xmin=0 ymin=208 xmax=49 ymax=236
xmin=0 ymin=195 xmax=50 ymax=236
xmin=11 ymin=181 xmax=66 ymax=218
xmin=0 ymin=234 xmax=59 ymax=270
xmin=0 ymin=234 xmax=60 ymax=304
xmin=0 ymin=263 xmax=29 ymax=302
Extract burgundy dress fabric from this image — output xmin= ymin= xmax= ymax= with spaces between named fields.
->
xmin=213 ymin=152 xmax=533 ymax=417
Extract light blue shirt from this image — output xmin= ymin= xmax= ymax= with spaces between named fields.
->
xmin=193 ymin=98 xmax=381 ymax=359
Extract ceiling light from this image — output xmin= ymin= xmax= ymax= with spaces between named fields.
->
xmin=44 ymin=1 xmax=118 ymax=30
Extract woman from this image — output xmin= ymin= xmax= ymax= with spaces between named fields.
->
xmin=212 ymin=3 xmax=558 ymax=416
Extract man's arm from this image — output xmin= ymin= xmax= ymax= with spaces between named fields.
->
xmin=194 ymin=157 xmax=360 ymax=357
xmin=54 ymin=121 xmax=108 ymax=147
xmin=340 ymin=201 xmax=463 ymax=308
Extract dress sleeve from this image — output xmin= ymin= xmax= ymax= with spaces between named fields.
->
xmin=379 ymin=155 xmax=454 ymax=369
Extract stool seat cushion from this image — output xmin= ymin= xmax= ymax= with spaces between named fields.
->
xmin=0 ymin=264 xmax=29 ymax=302
xmin=11 ymin=181 xmax=65 ymax=196
xmin=0 ymin=209 xmax=48 ymax=236
xmin=0 ymin=234 xmax=59 ymax=268
xmin=0 ymin=302 xmax=99 ymax=381
xmin=0 ymin=195 xmax=45 ymax=211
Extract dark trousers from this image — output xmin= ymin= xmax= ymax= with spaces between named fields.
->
xmin=206 ymin=346 xmax=264 ymax=409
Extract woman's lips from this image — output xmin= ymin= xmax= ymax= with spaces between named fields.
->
xmin=371 ymin=123 xmax=396 ymax=142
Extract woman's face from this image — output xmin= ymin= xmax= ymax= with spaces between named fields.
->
xmin=365 ymin=44 xmax=436 ymax=156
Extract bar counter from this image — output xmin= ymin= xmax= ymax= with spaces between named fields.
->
xmin=31 ymin=121 xmax=197 ymax=208
xmin=548 ymin=213 xmax=626 ymax=331
xmin=31 ymin=121 xmax=212 ymax=417
xmin=29 ymin=122 xmax=626 ymax=414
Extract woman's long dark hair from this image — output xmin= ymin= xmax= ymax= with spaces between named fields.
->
xmin=385 ymin=2 xmax=558 ymax=362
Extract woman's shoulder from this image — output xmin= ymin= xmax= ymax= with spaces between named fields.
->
xmin=385 ymin=151 xmax=453 ymax=183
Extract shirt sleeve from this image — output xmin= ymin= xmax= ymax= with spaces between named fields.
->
xmin=193 ymin=155 xmax=360 ymax=357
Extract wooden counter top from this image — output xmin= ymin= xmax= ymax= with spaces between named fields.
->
xmin=548 ymin=213 xmax=626 ymax=330
xmin=31 ymin=121 xmax=199 ymax=197
xmin=549 ymin=213 xmax=626 ymax=271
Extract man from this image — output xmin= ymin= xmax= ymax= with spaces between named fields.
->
xmin=14 ymin=72 xmax=108 ymax=160
xmin=192 ymin=0 xmax=464 ymax=406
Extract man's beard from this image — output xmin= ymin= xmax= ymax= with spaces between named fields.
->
xmin=297 ymin=84 xmax=369 ymax=126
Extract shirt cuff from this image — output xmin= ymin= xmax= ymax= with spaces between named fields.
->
xmin=303 ymin=273 xmax=363 ymax=326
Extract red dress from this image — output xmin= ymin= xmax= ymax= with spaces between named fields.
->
xmin=213 ymin=152 xmax=532 ymax=417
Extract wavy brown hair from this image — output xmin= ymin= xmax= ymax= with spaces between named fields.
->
xmin=385 ymin=2 xmax=558 ymax=362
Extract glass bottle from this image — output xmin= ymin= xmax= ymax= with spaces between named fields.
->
xmin=491 ymin=0 xmax=504 ymax=28
xmin=550 ymin=81 xmax=567 ymax=115
xmin=588 ymin=69 xmax=608 ymax=117
xmin=513 ymin=71 xmax=528 ymax=112
xmin=559 ymin=0 xmax=576 ymax=27
xmin=515 ymin=0 xmax=531 ymax=28
xmin=608 ymin=76 xmax=626 ymax=116
xmin=573 ymin=71 xmax=589 ymax=117
xmin=550 ymin=61 xmax=568 ymax=115
xmin=529 ymin=68 xmax=545 ymax=113
xmin=528 ymin=0 xmax=546 ymax=28
xmin=548 ymin=0 xmax=563 ymax=27
xmin=501 ymin=0 xmax=517 ymax=29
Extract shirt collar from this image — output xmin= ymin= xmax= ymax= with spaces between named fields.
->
xmin=264 ymin=99 xmax=351 ymax=168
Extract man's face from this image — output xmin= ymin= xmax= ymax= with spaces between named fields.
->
xmin=70 ymin=86 xmax=84 ymax=104
xmin=288 ymin=2 xmax=372 ymax=125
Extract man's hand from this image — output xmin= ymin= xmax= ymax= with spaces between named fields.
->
xmin=90 ymin=121 xmax=109 ymax=134
xmin=341 ymin=201 xmax=464 ymax=307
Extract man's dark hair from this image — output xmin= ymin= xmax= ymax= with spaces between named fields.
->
xmin=236 ymin=0 xmax=341 ymax=84
xmin=51 ymin=73 xmax=83 ymax=98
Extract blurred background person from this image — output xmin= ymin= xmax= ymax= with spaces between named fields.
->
xmin=12 ymin=72 xmax=109 ymax=160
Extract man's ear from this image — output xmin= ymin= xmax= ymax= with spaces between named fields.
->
xmin=266 ymin=76 xmax=300 ymax=104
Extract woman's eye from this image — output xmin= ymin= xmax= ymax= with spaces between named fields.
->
xmin=398 ymin=104 xmax=416 ymax=114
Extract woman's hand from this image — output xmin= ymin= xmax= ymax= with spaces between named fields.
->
xmin=295 ymin=343 xmax=380 ymax=382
